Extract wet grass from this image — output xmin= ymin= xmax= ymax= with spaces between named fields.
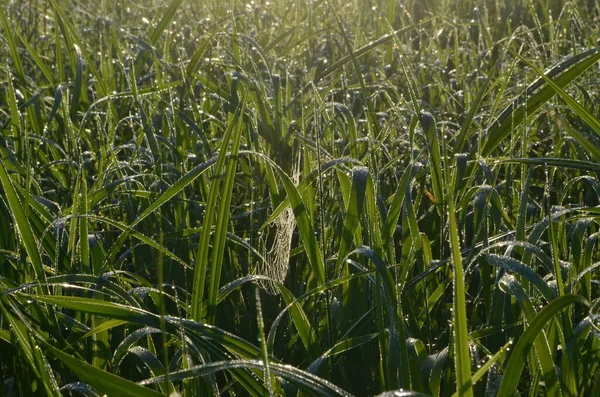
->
xmin=1 ymin=0 xmax=600 ymax=395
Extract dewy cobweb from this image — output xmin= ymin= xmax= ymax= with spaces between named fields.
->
xmin=255 ymin=153 xmax=301 ymax=295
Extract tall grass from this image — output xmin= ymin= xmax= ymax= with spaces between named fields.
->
xmin=1 ymin=0 xmax=600 ymax=395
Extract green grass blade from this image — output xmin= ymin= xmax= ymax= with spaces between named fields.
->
xmin=69 ymin=44 xmax=84 ymax=120
xmin=499 ymin=274 xmax=561 ymax=396
xmin=421 ymin=112 xmax=444 ymax=211
xmin=26 ymin=294 xmax=263 ymax=358
xmin=376 ymin=391 xmax=431 ymax=397
xmin=0 ymin=6 xmax=26 ymax=85
xmin=447 ymin=171 xmax=473 ymax=396
xmin=192 ymin=92 xmax=245 ymax=321
xmin=46 ymin=0 xmax=108 ymax=96
xmin=484 ymin=254 xmax=556 ymax=302
xmin=497 ymin=294 xmax=589 ymax=397
xmin=44 ymin=342 xmax=163 ymax=397
xmin=0 ymin=158 xmax=46 ymax=286
xmin=149 ymin=0 xmax=184 ymax=45
xmin=336 ymin=167 xmax=368 ymax=271
xmin=508 ymin=49 xmax=600 ymax=162
xmin=140 ymin=359 xmax=353 ymax=397
xmin=451 ymin=340 xmax=513 ymax=397
xmin=0 ymin=296 xmax=61 ymax=396
xmin=482 ymin=49 xmax=600 ymax=157
xmin=80 ymin=214 xmax=189 ymax=270
xmin=131 ymin=157 xmax=217 ymax=227
xmin=495 ymin=157 xmax=600 ymax=173
xmin=206 ymin=109 xmax=245 ymax=323
xmin=15 ymin=30 xmax=55 ymax=84
xmin=455 ymin=77 xmax=492 ymax=152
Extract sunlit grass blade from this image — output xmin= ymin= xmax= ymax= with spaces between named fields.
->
xmin=421 ymin=112 xmax=444 ymax=211
xmin=46 ymin=0 xmax=108 ymax=96
xmin=192 ymin=93 xmax=245 ymax=322
xmin=506 ymin=47 xmax=600 ymax=162
xmin=0 ymin=158 xmax=47 ymax=286
xmin=376 ymin=391 xmax=432 ymax=397
xmin=80 ymin=214 xmax=189 ymax=270
xmin=25 ymin=294 xmax=264 ymax=360
xmin=0 ymin=6 xmax=26 ymax=85
xmin=497 ymin=294 xmax=589 ymax=397
xmin=484 ymin=254 xmax=556 ymax=302
xmin=447 ymin=163 xmax=473 ymax=396
xmin=482 ymin=48 xmax=600 ymax=157
xmin=206 ymin=106 xmax=245 ymax=322
xmin=498 ymin=274 xmax=561 ymax=396
xmin=14 ymin=30 xmax=55 ymax=85
xmin=140 ymin=359 xmax=353 ymax=397
xmin=149 ymin=0 xmax=184 ymax=45
xmin=306 ymin=333 xmax=378 ymax=374
xmin=451 ymin=340 xmax=513 ymax=397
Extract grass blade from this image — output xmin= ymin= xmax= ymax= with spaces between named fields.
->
xmin=44 ymin=342 xmax=163 ymax=397
xmin=140 ymin=359 xmax=353 ymax=397
xmin=447 ymin=166 xmax=473 ymax=396
xmin=497 ymin=294 xmax=589 ymax=397
xmin=482 ymin=49 xmax=600 ymax=157
xmin=336 ymin=167 xmax=368 ymax=271
xmin=0 ymin=158 xmax=46 ymax=286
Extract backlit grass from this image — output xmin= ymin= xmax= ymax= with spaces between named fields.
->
xmin=1 ymin=0 xmax=600 ymax=395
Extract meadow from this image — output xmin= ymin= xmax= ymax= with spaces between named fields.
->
xmin=1 ymin=0 xmax=600 ymax=395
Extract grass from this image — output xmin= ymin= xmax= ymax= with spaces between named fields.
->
xmin=1 ymin=0 xmax=600 ymax=395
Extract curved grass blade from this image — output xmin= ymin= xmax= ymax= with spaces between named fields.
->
xmin=497 ymin=294 xmax=589 ymax=397
xmin=484 ymin=254 xmax=556 ymax=302
xmin=376 ymin=391 xmax=431 ymax=397
xmin=206 ymin=105 xmax=245 ymax=323
xmin=128 ymin=156 xmax=217 ymax=225
xmin=127 ymin=346 xmax=172 ymax=394
xmin=306 ymin=333 xmax=378 ymax=375
xmin=15 ymin=30 xmax=55 ymax=85
xmin=0 ymin=296 xmax=61 ymax=396
xmin=477 ymin=240 xmax=554 ymax=274
xmin=59 ymin=382 xmax=100 ymax=397
xmin=43 ymin=342 xmax=163 ymax=397
xmin=482 ymin=49 xmax=600 ymax=157
xmin=262 ymin=157 xmax=362 ymax=229
xmin=26 ymin=294 xmax=263 ymax=359
xmin=455 ymin=76 xmax=491 ymax=152
xmin=139 ymin=359 xmax=353 ymax=397
xmin=77 ymin=214 xmax=190 ymax=270
xmin=451 ymin=340 xmax=513 ymax=397
xmin=507 ymin=48 xmax=600 ymax=162
xmin=0 ymin=157 xmax=47 ymax=287
xmin=498 ymin=274 xmax=561 ymax=396
xmin=495 ymin=158 xmax=600 ymax=174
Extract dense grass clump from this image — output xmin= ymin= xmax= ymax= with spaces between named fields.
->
xmin=1 ymin=0 xmax=600 ymax=395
